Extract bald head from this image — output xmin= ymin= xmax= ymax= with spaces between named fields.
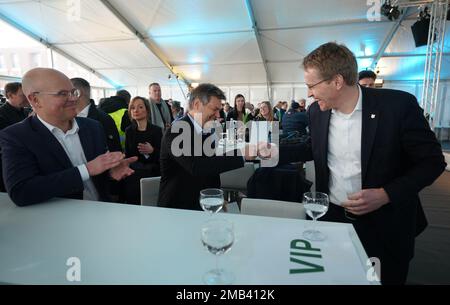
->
xmin=22 ymin=68 xmax=78 ymax=131
xmin=22 ymin=68 xmax=71 ymax=97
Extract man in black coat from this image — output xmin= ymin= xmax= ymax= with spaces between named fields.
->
xmin=158 ymin=83 xmax=258 ymax=211
xmin=0 ymin=82 xmax=30 ymax=192
xmin=279 ymin=42 xmax=446 ymax=284
xmin=71 ymin=78 xmax=121 ymax=152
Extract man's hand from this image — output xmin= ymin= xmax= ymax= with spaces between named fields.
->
xmin=109 ymin=156 xmax=138 ymax=181
xmin=137 ymin=142 xmax=154 ymax=155
xmin=257 ymin=142 xmax=278 ymax=160
xmin=243 ymin=144 xmax=258 ymax=160
xmin=342 ymin=188 xmax=390 ymax=216
xmin=242 ymin=142 xmax=279 ymax=161
xmin=86 ymin=152 xmax=126 ymax=176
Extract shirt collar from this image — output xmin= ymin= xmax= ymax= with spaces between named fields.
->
xmin=37 ymin=115 xmax=79 ymax=135
xmin=331 ymin=85 xmax=363 ymax=116
xmin=77 ymin=103 xmax=90 ymax=118
xmin=187 ymin=113 xmax=203 ymax=135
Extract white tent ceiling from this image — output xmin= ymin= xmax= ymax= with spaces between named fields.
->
xmin=0 ymin=0 xmax=449 ymax=89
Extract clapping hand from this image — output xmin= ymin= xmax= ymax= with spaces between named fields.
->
xmin=109 ymin=156 xmax=138 ymax=181
xmin=257 ymin=142 xmax=278 ymax=160
xmin=86 ymin=152 xmax=126 ymax=176
xmin=137 ymin=142 xmax=154 ymax=155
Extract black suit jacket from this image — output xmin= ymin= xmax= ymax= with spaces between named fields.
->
xmin=87 ymin=100 xmax=122 ymax=152
xmin=125 ymin=122 xmax=162 ymax=176
xmin=280 ymin=86 xmax=446 ymax=261
xmin=158 ymin=115 xmax=245 ymax=210
xmin=0 ymin=102 xmax=29 ymax=130
xmin=0 ymin=102 xmax=29 ymax=192
xmin=0 ymin=116 xmax=111 ymax=206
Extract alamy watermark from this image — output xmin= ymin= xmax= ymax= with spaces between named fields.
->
xmin=66 ymin=257 xmax=81 ymax=282
xmin=67 ymin=0 xmax=81 ymax=22
xmin=366 ymin=257 xmax=381 ymax=282
xmin=367 ymin=0 xmax=382 ymax=22
xmin=170 ymin=115 xmax=279 ymax=168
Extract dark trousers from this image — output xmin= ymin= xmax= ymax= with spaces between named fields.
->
xmin=321 ymin=203 xmax=409 ymax=285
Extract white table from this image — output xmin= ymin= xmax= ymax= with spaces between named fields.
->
xmin=0 ymin=193 xmax=375 ymax=284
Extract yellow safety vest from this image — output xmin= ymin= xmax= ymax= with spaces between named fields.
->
xmin=108 ymin=109 xmax=127 ymax=149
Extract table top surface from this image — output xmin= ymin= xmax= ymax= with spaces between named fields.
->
xmin=0 ymin=193 xmax=375 ymax=285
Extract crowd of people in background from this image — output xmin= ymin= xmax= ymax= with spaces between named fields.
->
xmin=0 ymin=67 xmax=382 ymax=203
xmin=0 ymin=39 xmax=445 ymax=286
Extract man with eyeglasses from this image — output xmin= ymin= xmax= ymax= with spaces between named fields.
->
xmin=0 ymin=68 xmax=138 ymax=206
xmin=279 ymin=42 xmax=445 ymax=284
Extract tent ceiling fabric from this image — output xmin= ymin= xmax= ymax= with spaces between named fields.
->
xmin=0 ymin=0 xmax=448 ymax=87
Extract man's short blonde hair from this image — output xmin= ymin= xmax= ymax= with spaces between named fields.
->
xmin=302 ymin=42 xmax=358 ymax=86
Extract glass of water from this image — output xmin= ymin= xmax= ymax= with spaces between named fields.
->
xmin=201 ymin=218 xmax=234 ymax=284
xmin=200 ymin=189 xmax=224 ymax=214
xmin=302 ymin=192 xmax=329 ymax=241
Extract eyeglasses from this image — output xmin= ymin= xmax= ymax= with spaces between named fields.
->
xmin=306 ymin=78 xmax=331 ymax=90
xmin=32 ymin=88 xmax=80 ymax=99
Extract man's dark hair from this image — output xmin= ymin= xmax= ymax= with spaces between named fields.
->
xmin=70 ymin=78 xmax=90 ymax=90
xmin=148 ymin=82 xmax=160 ymax=89
xmin=303 ymin=42 xmax=358 ymax=86
xmin=188 ymin=83 xmax=226 ymax=108
xmin=358 ymin=70 xmax=377 ymax=81
xmin=4 ymin=82 xmax=22 ymax=98
xmin=116 ymin=89 xmax=131 ymax=104
xmin=172 ymin=101 xmax=181 ymax=111
xmin=70 ymin=78 xmax=91 ymax=99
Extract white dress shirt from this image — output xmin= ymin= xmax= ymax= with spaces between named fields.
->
xmin=77 ymin=103 xmax=90 ymax=118
xmin=37 ymin=115 xmax=100 ymax=201
xmin=328 ymin=86 xmax=363 ymax=206
xmin=187 ymin=113 xmax=203 ymax=135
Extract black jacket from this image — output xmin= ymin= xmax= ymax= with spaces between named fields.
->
xmin=158 ymin=115 xmax=245 ymax=210
xmin=281 ymin=110 xmax=308 ymax=135
xmin=87 ymin=100 xmax=122 ymax=152
xmin=279 ymin=86 xmax=446 ymax=263
xmin=98 ymin=96 xmax=131 ymax=132
xmin=0 ymin=102 xmax=29 ymax=130
xmin=125 ymin=122 xmax=162 ymax=176
xmin=0 ymin=102 xmax=30 ymax=192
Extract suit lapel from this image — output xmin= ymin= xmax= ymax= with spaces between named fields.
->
xmin=361 ymin=88 xmax=379 ymax=182
xmin=31 ymin=116 xmax=73 ymax=168
xmin=318 ymin=109 xmax=331 ymax=171
xmin=87 ymin=100 xmax=99 ymax=121
xmin=77 ymin=118 xmax=94 ymax=161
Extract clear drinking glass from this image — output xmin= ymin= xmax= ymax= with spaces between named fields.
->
xmin=302 ymin=192 xmax=329 ymax=241
xmin=218 ymin=132 xmax=227 ymax=147
xmin=200 ymin=188 xmax=224 ymax=214
xmin=201 ymin=218 xmax=234 ymax=284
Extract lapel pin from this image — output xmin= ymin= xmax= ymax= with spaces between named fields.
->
xmin=371 ymin=114 xmax=376 ymax=119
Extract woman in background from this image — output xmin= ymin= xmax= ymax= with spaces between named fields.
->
xmin=226 ymin=94 xmax=253 ymax=124
xmin=124 ymin=97 xmax=162 ymax=204
xmin=255 ymin=101 xmax=279 ymax=143
xmin=255 ymin=101 xmax=277 ymax=122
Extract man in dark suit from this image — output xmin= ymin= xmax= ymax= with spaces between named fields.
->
xmin=0 ymin=82 xmax=30 ymax=192
xmin=281 ymin=101 xmax=308 ymax=136
xmin=0 ymin=68 xmax=137 ymax=206
xmin=0 ymin=82 xmax=30 ymax=130
xmin=71 ymin=78 xmax=122 ymax=152
xmin=280 ymin=42 xmax=446 ymax=284
xmin=158 ymin=83 xmax=258 ymax=211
